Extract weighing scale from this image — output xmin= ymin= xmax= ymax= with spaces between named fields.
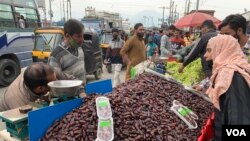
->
xmin=51 ymin=96 xmax=80 ymax=104
xmin=0 ymin=80 xmax=83 ymax=140
xmin=48 ymin=80 xmax=83 ymax=104
xmin=0 ymin=106 xmax=38 ymax=140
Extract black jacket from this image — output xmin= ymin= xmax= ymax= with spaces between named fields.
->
xmin=213 ymin=72 xmax=250 ymax=141
xmin=183 ymin=30 xmax=217 ymax=77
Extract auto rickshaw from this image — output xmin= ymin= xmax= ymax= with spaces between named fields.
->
xmin=100 ymin=30 xmax=112 ymax=73
xmin=82 ymin=29 xmax=103 ymax=79
xmin=32 ymin=27 xmax=103 ymax=80
xmin=32 ymin=27 xmax=64 ymax=62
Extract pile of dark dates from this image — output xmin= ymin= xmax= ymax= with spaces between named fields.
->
xmin=41 ymin=73 xmax=213 ymax=141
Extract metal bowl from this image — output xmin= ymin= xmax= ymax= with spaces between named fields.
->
xmin=48 ymin=80 xmax=83 ymax=97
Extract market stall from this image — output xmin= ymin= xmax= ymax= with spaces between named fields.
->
xmin=0 ymin=66 xmax=213 ymax=140
xmin=29 ymin=71 xmax=213 ymax=141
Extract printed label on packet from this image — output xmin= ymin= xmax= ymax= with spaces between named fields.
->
xmin=98 ymin=101 xmax=109 ymax=107
xmin=100 ymin=120 xmax=111 ymax=127
xmin=184 ymin=107 xmax=192 ymax=113
xmin=178 ymin=107 xmax=189 ymax=116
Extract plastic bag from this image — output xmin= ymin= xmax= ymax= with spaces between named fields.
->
xmin=197 ymin=112 xmax=214 ymax=141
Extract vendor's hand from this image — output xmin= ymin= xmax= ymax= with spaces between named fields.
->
xmin=122 ymin=58 xmax=126 ymax=64
xmin=192 ymin=84 xmax=198 ymax=89
xmin=192 ymin=84 xmax=204 ymax=92
xmin=127 ymin=60 xmax=132 ymax=66
xmin=104 ymin=59 xmax=108 ymax=64
xmin=172 ymin=50 xmax=176 ymax=54
xmin=167 ymin=52 xmax=172 ymax=56
xmin=196 ymin=86 xmax=204 ymax=92
xmin=201 ymin=88 xmax=207 ymax=94
xmin=148 ymin=56 xmax=152 ymax=61
xmin=79 ymin=92 xmax=87 ymax=98
xmin=39 ymin=92 xmax=51 ymax=102
xmin=178 ymin=64 xmax=185 ymax=73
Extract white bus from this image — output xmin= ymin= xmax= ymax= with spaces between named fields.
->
xmin=0 ymin=0 xmax=41 ymax=86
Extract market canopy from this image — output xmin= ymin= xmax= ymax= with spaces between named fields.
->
xmin=174 ymin=12 xmax=221 ymax=28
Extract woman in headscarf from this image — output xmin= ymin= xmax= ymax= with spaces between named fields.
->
xmin=204 ymin=34 xmax=250 ymax=141
xmin=146 ymin=36 xmax=159 ymax=61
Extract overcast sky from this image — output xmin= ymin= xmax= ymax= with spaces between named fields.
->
xmin=43 ymin=0 xmax=249 ymax=25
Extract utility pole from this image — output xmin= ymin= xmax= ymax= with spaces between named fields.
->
xmin=170 ymin=1 xmax=174 ymax=25
xmin=196 ymin=0 xmax=200 ymax=11
xmin=174 ymin=5 xmax=177 ymax=23
xmin=159 ymin=6 xmax=167 ymax=24
xmin=66 ymin=0 xmax=69 ymax=20
xmin=49 ymin=0 xmax=53 ymax=26
xmin=43 ymin=7 xmax=47 ymax=25
xmin=59 ymin=0 xmax=62 ymax=21
xmin=187 ymin=0 xmax=191 ymax=14
xmin=168 ymin=0 xmax=172 ymax=25
xmin=151 ymin=17 xmax=154 ymax=27
xmin=184 ymin=0 xmax=188 ymax=15
xmin=143 ymin=16 xmax=147 ymax=27
xmin=69 ymin=0 xmax=71 ymax=19
xmin=62 ymin=0 xmax=65 ymax=22
xmin=148 ymin=17 xmax=150 ymax=27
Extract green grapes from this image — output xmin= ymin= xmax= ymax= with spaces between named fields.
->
xmin=166 ymin=59 xmax=204 ymax=86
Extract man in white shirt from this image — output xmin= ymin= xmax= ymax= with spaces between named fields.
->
xmin=18 ymin=15 xmax=25 ymax=29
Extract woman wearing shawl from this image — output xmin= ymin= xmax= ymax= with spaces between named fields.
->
xmin=204 ymin=34 xmax=250 ymax=141
xmin=146 ymin=36 xmax=159 ymax=61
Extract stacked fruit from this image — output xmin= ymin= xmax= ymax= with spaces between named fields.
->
xmin=166 ymin=59 xmax=204 ymax=86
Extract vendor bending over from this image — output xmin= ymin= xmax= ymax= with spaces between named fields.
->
xmin=0 ymin=62 xmax=75 ymax=111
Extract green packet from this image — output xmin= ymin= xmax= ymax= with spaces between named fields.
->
xmin=178 ymin=107 xmax=192 ymax=116
xmin=98 ymin=100 xmax=109 ymax=107
xmin=99 ymin=120 xmax=112 ymax=127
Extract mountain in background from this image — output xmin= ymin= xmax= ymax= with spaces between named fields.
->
xmin=121 ymin=10 xmax=164 ymax=27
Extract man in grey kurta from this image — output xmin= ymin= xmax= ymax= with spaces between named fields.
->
xmin=160 ymin=33 xmax=171 ymax=57
xmin=48 ymin=19 xmax=86 ymax=84
xmin=0 ymin=62 xmax=75 ymax=111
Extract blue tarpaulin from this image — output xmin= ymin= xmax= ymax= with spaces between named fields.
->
xmin=28 ymin=79 xmax=112 ymax=140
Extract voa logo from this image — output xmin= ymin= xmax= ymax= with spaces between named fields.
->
xmin=226 ymin=129 xmax=246 ymax=136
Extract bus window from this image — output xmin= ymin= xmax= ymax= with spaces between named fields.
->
xmin=0 ymin=4 xmax=15 ymax=28
xmin=26 ymin=8 xmax=39 ymax=28
xmin=13 ymin=0 xmax=36 ymax=8
xmin=14 ymin=7 xmax=38 ymax=28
